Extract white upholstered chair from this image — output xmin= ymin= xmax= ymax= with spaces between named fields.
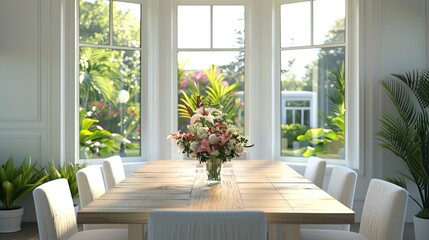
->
xmin=148 ymin=210 xmax=266 ymax=240
xmin=102 ymin=155 xmax=126 ymax=190
xmin=77 ymin=165 xmax=125 ymax=230
xmin=301 ymin=178 xmax=408 ymax=240
xmin=302 ymin=165 xmax=358 ymax=231
xmin=33 ymin=179 xmax=127 ymax=240
xmin=304 ymin=156 xmax=326 ymax=188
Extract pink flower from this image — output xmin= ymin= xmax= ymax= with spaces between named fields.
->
xmin=196 ymin=139 xmax=213 ymax=153
xmin=167 ymin=131 xmax=183 ymax=140
xmin=193 ymin=70 xmax=206 ymax=80
xmin=218 ymin=134 xmax=231 ymax=146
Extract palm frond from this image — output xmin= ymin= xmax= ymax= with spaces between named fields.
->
xmin=378 ymin=68 xmax=429 ymax=213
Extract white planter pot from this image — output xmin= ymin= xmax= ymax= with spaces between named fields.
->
xmin=0 ymin=207 xmax=24 ymax=233
xmin=414 ymin=215 xmax=429 ymax=240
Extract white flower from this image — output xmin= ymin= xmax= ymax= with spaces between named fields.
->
xmin=189 ymin=152 xmax=197 ymax=158
xmin=197 ymin=127 xmax=209 ymax=138
xmin=209 ymin=134 xmax=219 ymax=145
xmin=177 ymin=142 xmax=185 ymax=151
xmin=190 ymin=142 xmax=200 ymax=152
xmin=235 ymin=144 xmax=244 ymax=155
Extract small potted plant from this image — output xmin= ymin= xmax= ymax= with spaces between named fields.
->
xmin=377 ymin=68 xmax=429 ymax=240
xmin=0 ymin=155 xmax=47 ymax=233
xmin=46 ymin=161 xmax=87 ymax=212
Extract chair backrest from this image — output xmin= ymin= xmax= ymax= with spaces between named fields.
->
xmin=77 ymin=165 xmax=107 ymax=230
xmin=102 ymin=155 xmax=126 ymax=190
xmin=33 ymin=179 xmax=78 ymax=240
xmin=326 ymin=166 xmax=358 ymax=231
xmin=304 ymin=157 xmax=326 ymax=188
xmin=359 ymin=179 xmax=408 ymax=240
xmin=148 ymin=210 xmax=266 ymax=240
xmin=77 ymin=165 xmax=106 ymax=208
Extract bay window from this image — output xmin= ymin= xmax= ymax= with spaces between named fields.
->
xmin=72 ymin=0 xmax=360 ymax=169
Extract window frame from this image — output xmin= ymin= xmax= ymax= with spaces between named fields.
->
xmin=73 ymin=0 xmax=151 ymax=164
xmin=65 ymin=0 xmax=363 ymax=171
xmin=273 ymin=0 xmax=362 ymax=170
xmin=172 ymin=0 xmax=249 ymax=160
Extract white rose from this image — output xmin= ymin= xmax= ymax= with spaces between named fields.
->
xmin=189 ymin=152 xmax=197 ymax=158
xmin=190 ymin=142 xmax=200 ymax=152
xmin=235 ymin=144 xmax=244 ymax=155
xmin=208 ymin=134 xmax=219 ymax=145
xmin=197 ymin=127 xmax=209 ymax=138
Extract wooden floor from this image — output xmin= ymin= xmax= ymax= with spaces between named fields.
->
xmin=0 ymin=222 xmax=416 ymax=240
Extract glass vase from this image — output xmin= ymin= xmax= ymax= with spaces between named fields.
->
xmin=205 ymin=157 xmax=222 ymax=186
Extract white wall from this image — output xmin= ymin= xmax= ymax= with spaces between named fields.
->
xmin=0 ymin=0 xmax=427 ymax=222
xmin=0 ymin=0 xmax=62 ymax=221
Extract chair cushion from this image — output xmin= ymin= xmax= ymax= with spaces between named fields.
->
xmin=68 ymin=229 xmax=128 ymax=240
xmin=301 ymin=229 xmax=368 ymax=240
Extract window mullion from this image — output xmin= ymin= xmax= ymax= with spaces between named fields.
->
xmin=310 ymin=0 xmax=313 ymax=46
xmin=210 ymin=5 xmax=213 ymax=49
xmin=109 ymin=0 xmax=114 ymax=47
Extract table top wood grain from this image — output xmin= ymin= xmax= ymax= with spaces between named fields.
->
xmin=77 ymin=160 xmax=354 ymax=225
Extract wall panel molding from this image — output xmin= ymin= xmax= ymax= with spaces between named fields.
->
xmin=0 ymin=0 xmax=46 ymax=125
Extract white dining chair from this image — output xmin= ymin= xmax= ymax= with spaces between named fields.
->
xmin=148 ymin=210 xmax=266 ymax=240
xmin=302 ymin=165 xmax=358 ymax=231
xmin=301 ymin=178 xmax=408 ymax=240
xmin=33 ymin=179 xmax=127 ymax=240
xmin=304 ymin=156 xmax=326 ymax=188
xmin=77 ymin=165 xmax=126 ymax=230
xmin=102 ymin=155 xmax=126 ymax=190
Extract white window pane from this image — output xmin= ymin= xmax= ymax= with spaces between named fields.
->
xmin=177 ymin=51 xmax=245 ymax=131
xmin=79 ymin=0 xmax=110 ymax=45
xmin=178 ymin=51 xmax=241 ymax=70
xmin=281 ymin=2 xmax=311 ymax=48
xmin=113 ymin=1 xmax=141 ymax=47
xmin=213 ymin=6 xmax=245 ymax=48
xmin=280 ymin=47 xmax=345 ymax=159
xmin=178 ymin=6 xmax=210 ymax=48
xmin=313 ymin=0 xmax=345 ymax=45
xmin=79 ymin=47 xmax=141 ymax=158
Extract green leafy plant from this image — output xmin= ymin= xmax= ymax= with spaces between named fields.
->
xmin=80 ymin=109 xmax=124 ymax=158
xmin=178 ymin=64 xmax=241 ymax=123
xmin=297 ymin=64 xmax=345 ymax=157
xmin=0 ymin=155 xmax=47 ymax=209
xmin=281 ymin=124 xmax=309 ymax=148
xmin=377 ymin=68 xmax=429 ymax=219
xmin=46 ymin=162 xmax=87 ymax=199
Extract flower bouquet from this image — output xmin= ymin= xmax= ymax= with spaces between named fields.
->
xmin=168 ymin=104 xmax=252 ymax=184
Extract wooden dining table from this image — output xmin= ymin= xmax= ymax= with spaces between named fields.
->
xmin=77 ymin=160 xmax=354 ymax=240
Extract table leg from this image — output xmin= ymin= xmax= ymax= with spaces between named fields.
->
xmin=284 ymin=224 xmax=300 ymax=240
xmin=268 ymin=224 xmax=300 ymax=240
xmin=129 ymin=224 xmax=145 ymax=240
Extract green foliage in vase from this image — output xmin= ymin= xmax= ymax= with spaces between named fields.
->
xmin=0 ymin=155 xmax=47 ymax=209
xmin=377 ymin=68 xmax=429 ymax=219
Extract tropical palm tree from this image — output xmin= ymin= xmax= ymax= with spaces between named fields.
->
xmin=377 ymin=68 xmax=429 ymax=219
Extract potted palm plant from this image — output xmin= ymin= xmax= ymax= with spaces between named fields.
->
xmin=377 ymin=68 xmax=429 ymax=240
xmin=0 ymin=155 xmax=47 ymax=233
